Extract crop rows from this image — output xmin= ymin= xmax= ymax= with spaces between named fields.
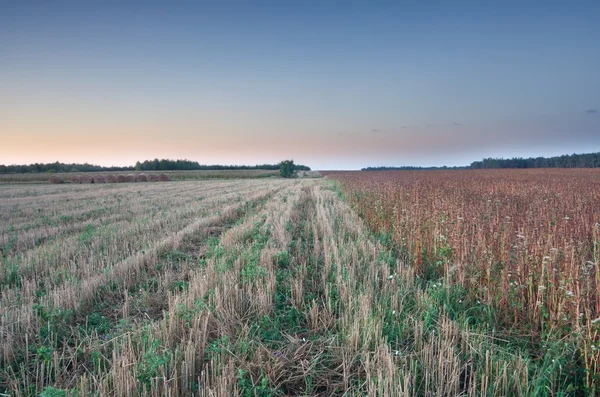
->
xmin=0 ymin=179 xmax=287 ymax=394
xmin=2 ymin=172 xmax=598 ymax=395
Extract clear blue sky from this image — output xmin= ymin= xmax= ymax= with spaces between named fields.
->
xmin=1 ymin=1 xmax=599 ymax=169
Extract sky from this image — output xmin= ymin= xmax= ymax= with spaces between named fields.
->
xmin=1 ymin=1 xmax=599 ymax=170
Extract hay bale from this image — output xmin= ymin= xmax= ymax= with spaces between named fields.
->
xmin=136 ymin=173 xmax=148 ymax=182
xmin=70 ymin=175 xmax=83 ymax=184
xmin=93 ymin=175 xmax=106 ymax=184
xmin=147 ymin=174 xmax=159 ymax=182
xmin=158 ymin=173 xmax=169 ymax=182
xmin=126 ymin=174 xmax=137 ymax=182
xmin=80 ymin=174 xmax=94 ymax=184
xmin=116 ymin=175 xmax=128 ymax=183
xmin=48 ymin=175 xmax=64 ymax=184
xmin=104 ymin=174 xmax=116 ymax=183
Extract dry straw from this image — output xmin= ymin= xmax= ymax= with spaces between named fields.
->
xmin=104 ymin=174 xmax=116 ymax=183
xmin=136 ymin=173 xmax=148 ymax=182
xmin=147 ymin=174 xmax=160 ymax=182
xmin=126 ymin=174 xmax=137 ymax=182
xmin=93 ymin=175 xmax=106 ymax=184
xmin=116 ymin=175 xmax=128 ymax=183
xmin=48 ymin=175 xmax=64 ymax=184
xmin=158 ymin=173 xmax=169 ymax=182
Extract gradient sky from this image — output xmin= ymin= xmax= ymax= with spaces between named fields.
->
xmin=1 ymin=1 xmax=599 ymax=169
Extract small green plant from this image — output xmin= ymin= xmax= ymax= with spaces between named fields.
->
xmin=137 ymin=340 xmax=172 ymax=386
xmin=237 ymin=369 xmax=281 ymax=397
xmin=39 ymin=386 xmax=68 ymax=397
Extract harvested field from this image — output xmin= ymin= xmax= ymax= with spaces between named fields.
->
xmin=0 ymin=169 xmax=279 ymax=184
xmin=0 ymin=170 xmax=597 ymax=395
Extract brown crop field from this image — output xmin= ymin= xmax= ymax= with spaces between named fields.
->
xmin=1 ymin=171 xmax=598 ymax=395
xmin=326 ymin=169 xmax=600 ymax=394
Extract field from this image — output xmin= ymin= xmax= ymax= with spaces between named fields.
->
xmin=326 ymin=169 xmax=600 ymax=395
xmin=0 ymin=170 xmax=598 ymax=395
xmin=0 ymin=169 xmax=279 ymax=184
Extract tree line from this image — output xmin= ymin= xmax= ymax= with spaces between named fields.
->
xmin=363 ymin=152 xmax=600 ymax=171
xmin=0 ymin=159 xmax=310 ymax=174
xmin=134 ymin=159 xmax=310 ymax=171
xmin=470 ymin=152 xmax=600 ymax=169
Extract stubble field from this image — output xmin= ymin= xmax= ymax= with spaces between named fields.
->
xmin=1 ymin=170 xmax=598 ymax=396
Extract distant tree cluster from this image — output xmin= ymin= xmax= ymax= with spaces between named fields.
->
xmin=0 ymin=159 xmax=311 ymax=174
xmin=470 ymin=152 xmax=600 ymax=169
xmin=134 ymin=159 xmax=310 ymax=172
xmin=362 ymin=152 xmax=600 ymax=171
xmin=0 ymin=161 xmax=131 ymax=174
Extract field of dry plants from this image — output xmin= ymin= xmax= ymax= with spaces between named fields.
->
xmin=0 ymin=169 xmax=279 ymax=184
xmin=0 ymin=170 xmax=598 ymax=396
xmin=326 ymin=169 xmax=600 ymax=395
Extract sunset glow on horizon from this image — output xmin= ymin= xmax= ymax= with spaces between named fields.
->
xmin=2 ymin=1 xmax=599 ymax=170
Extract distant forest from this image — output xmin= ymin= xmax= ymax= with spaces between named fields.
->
xmin=363 ymin=152 xmax=600 ymax=171
xmin=470 ymin=152 xmax=600 ymax=169
xmin=0 ymin=159 xmax=311 ymax=174
xmin=134 ymin=159 xmax=310 ymax=171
